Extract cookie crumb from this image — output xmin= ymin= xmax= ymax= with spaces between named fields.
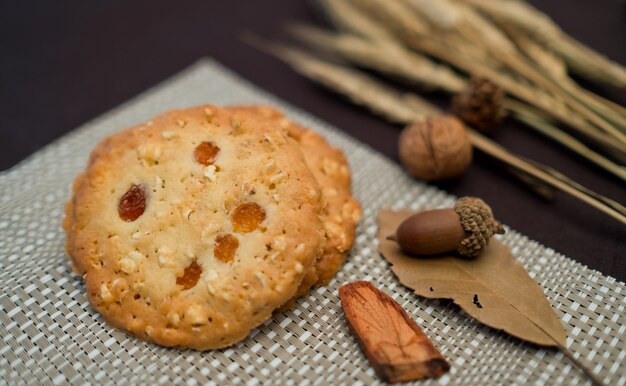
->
xmin=324 ymin=187 xmax=338 ymax=197
xmin=242 ymin=182 xmax=256 ymax=195
xmin=181 ymin=207 xmax=194 ymax=220
xmin=272 ymin=236 xmax=287 ymax=252
xmin=269 ymin=171 xmax=286 ymax=184
xmin=155 ymin=176 xmax=165 ymax=189
xmin=157 ymin=247 xmax=174 ymax=267
xmin=185 ymin=304 xmax=207 ymax=326
xmin=204 ymin=165 xmax=217 ymax=182
xmin=206 ymin=282 xmax=216 ymax=295
xmin=254 ymin=272 xmax=266 ymax=287
xmin=230 ymin=116 xmax=242 ymax=133
xmin=167 ymin=312 xmax=181 ymax=327
xmin=278 ymin=118 xmax=291 ymax=128
xmin=118 ymin=257 xmax=136 ymax=274
xmin=100 ymin=283 xmax=113 ymax=303
xmin=262 ymin=159 xmax=276 ymax=173
xmin=322 ymin=158 xmax=340 ymax=175
xmin=204 ymin=271 xmax=218 ymax=295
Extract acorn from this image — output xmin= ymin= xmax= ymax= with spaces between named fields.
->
xmin=389 ymin=197 xmax=505 ymax=257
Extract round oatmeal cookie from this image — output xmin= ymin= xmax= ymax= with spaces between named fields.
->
xmin=228 ymin=106 xmax=362 ymax=307
xmin=63 ymin=104 xmax=325 ymax=350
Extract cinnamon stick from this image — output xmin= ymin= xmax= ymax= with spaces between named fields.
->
xmin=339 ymin=281 xmax=449 ymax=383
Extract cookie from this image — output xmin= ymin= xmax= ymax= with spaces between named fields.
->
xmin=227 ymin=106 xmax=362 ymax=306
xmin=63 ymin=105 xmax=325 ymax=350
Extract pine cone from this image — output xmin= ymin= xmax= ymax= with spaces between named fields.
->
xmin=452 ymin=77 xmax=506 ymax=133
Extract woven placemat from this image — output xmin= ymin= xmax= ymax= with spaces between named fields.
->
xmin=1 ymin=59 xmax=624 ymax=385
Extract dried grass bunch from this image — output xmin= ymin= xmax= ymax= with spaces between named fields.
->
xmin=245 ymin=0 xmax=626 ymax=225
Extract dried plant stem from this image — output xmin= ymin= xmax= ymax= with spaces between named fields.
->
xmin=580 ymin=87 xmax=626 ymax=122
xmin=469 ymin=132 xmax=626 ymax=226
xmin=286 ymin=25 xmax=626 ymax=179
xmin=247 ymin=38 xmax=425 ymax=124
xmin=352 ymin=0 xmax=626 ymax=146
xmin=506 ymin=101 xmax=626 ymax=182
xmin=505 ymin=29 xmax=567 ymax=80
xmin=317 ymin=0 xmax=626 ymax=162
xmin=427 ymin=0 xmax=626 ymax=137
xmin=350 ymin=0 xmax=430 ymax=38
xmin=504 ymin=25 xmax=626 ymax=131
xmin=461 ymin=0 xmax=626 ymax=89
xmin=249 ymin=41 xmax=626 ymax=225
xmin=504 ymin=167 xmax=555 ymax=201
xmin=318 ymin=0 xmax=396 ymax=44
xmin=559 ymin=80 xmax=626 ymax=132
xmin=355 ymin=0 xmax=626 ymax=146
xmin=287 ymin=24 xmax=466 ymax=93
xmin=496 ymin=52 xmax=626 ymax=145
xmin=402 ymin=37 xmax=626 ymax=162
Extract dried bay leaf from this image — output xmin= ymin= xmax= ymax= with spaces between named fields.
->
xmin=378 ymin=209 xmax=566 ymax=347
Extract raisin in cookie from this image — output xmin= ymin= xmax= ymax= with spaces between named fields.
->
xmin=63 ymin=105 xmax=325 ymax=350
xmin=228 ymin=106 xmax=362 ymax=306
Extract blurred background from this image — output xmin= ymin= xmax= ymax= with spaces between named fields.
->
xmin=1 ymin=0 xmax=625 ymax=279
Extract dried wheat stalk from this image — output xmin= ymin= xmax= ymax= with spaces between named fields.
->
xmin=499 ymin=18 xmax=626 ymax=131
xmin=510 ymin=34 xmax=567 ymax=80
xmin=249 ymin=40 xmax=626 ymax=224
xmin=417 ymin=36 xmax=626 ymax=152
xmin=505 ymin=101 xmax=626 ymax=181
xmin=318 ymin=0 xmax=395 ymax=43
xmin=331 ymin=4 xmax=626 ymax=162
xmin=431 ymin=0 xmax=626 ymax=134
xmin=461 ymin=0 xmax=626 ymax=89
xmin=353 ymin=0 xmax=626 ymax=146
xmin=287 ymin=24 xmax=466 ymax=92
xmin=318 ymin=0 xmax=626 ymax=157
xmin=255 ymin=40 xmax=426 ymax=124
xmin=287 ymin=24 xmax=626 ymax=181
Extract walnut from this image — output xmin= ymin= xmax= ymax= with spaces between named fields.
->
xmin=398 ymin=115 xmax=472 ymax=181
xmin=452 ymin=77 xmax=506 ymax=133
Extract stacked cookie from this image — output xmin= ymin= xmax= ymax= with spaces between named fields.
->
xmin=63 ymin=104 xmax=361 ymax=350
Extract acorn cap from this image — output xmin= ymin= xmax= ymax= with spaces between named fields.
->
xmin=453 ymin=197 xmax=505 ymax=257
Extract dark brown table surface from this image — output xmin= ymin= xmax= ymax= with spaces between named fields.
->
xmin=1 ymin=0 xmax=625 ymax=281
